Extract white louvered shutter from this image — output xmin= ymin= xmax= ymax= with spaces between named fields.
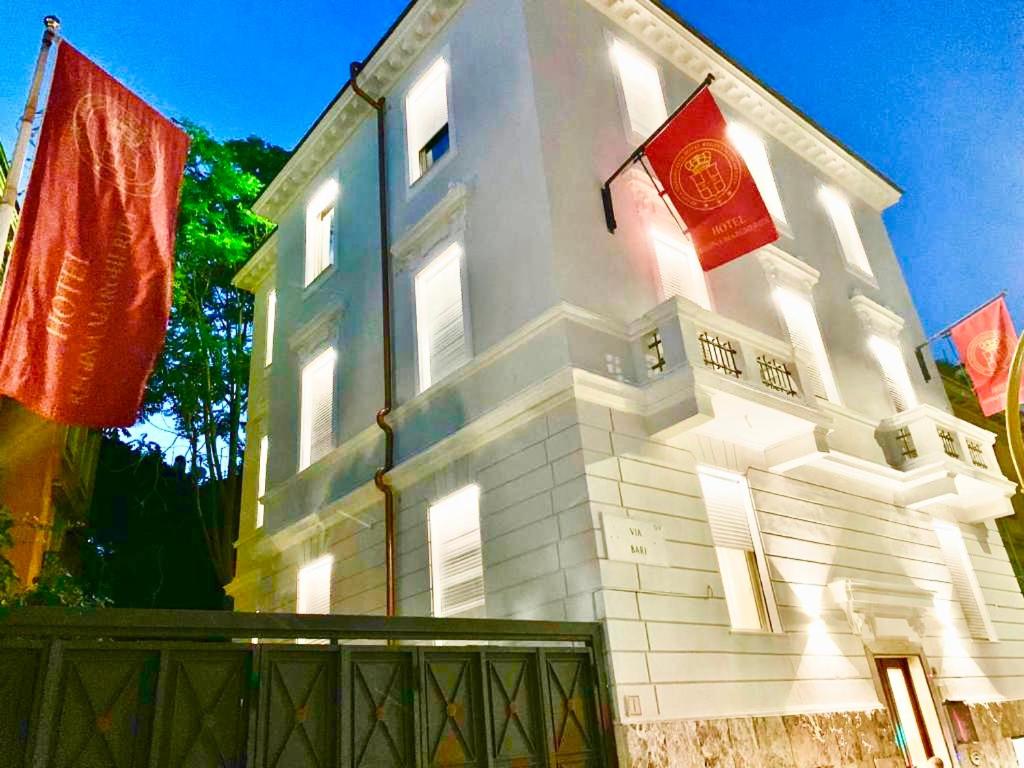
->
xmin=300 ymin=348 xmax=336 ymax=470
xmin=775 ymin=288 xmax=840 ymax=403
xmin=934 ymin=522 xmax=996 ymax=641
xmin=820 ymin=186 xmax=873 ymax=277
xmin=653 ymin=232 xmax=710 ymax=309
xmin=612 ymin=40 xmax=668 ymax=138
xmin=727 ymin=123 xmax=787 ymax=225
xmin=429 ymin=486 xmax=485 ymax=618
xmin=265 ymin=290 xmax=276 ymax=367
xmin=256 ymin=435 xmax=269 ymax=529
xmin=868 ymin=336 xmax=919 ymax=412
xmin=406 ymin=58 xmax=449 ymax=182
xmin=305 ymin=180 xmax=338 ymax=285
xmin=297 ymin=555 xmax=333 ymax=615
xmin=698 ymin=471 xmax=756 ymax=551
xmin=416 ymin=246 xmax=469 ymax=391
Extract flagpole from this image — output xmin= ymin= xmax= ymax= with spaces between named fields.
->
xmin=0 ymin=15 xmax=61 ymax=289
xmin=601 ymin=72 xmax=715 ymax=233
xmin=913 ymin=290 xmax=1007 ymax=381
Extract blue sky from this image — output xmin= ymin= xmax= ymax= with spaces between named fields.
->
xmin=2 ymin=0 xmax=1022 ymax=340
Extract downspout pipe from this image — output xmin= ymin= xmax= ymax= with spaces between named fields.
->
xmin=350 ymin=62 xmax=397 ymax=618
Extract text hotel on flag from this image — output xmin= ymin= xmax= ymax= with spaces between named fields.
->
xmin=0 ymin=43 xmax=188 ymax=428
xmin=950 ymin=296 xmax=1022 ymax=417
xmin=643 ymin=86 xmax=778 ymax=270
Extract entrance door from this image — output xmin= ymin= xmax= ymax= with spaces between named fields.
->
xmin=877 ymin=657 xmax=952 ymax=767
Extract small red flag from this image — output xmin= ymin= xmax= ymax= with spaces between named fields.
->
xmin=950 ymin=296 xmax=1021 ymax=417
xmin=645 ymin=87 xmax=778 ymax=271
xmin=0 ymin=44 xmax=188 ymax=427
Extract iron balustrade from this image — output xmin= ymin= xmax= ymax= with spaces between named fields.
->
xmin=967 ymin=439 xmax=987 ymax=468
xmin=894 ymin=427 xmax=919 ymax=460
xmin=0 ymin=608 xmax=617 ymax=768
xmin=756 ymin=355 xmax=798 ymax=397
xmin=698 ymin=332 xmax=741 ymax=378
xmin=938 ymin=428 xmax=961 ymax=459
xmin=646 ymin=330 xmax=666 ymax=375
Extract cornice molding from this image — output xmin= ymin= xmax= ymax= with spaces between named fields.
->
xmin=233 ymin=232 xmax=278 ymax=293
xmin=758 ymin=245 xmax=820 ymax=293
xmin=253 ymin=0 xmax=466 ymax=221
xmin=392 ymin=182 xmax=470 ymax=272
xmin=850 ymin=294 xmax=905 ymax=338
xmin=587 ymin=0 xmax=901 ymax=211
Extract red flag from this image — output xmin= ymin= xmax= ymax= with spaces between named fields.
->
xmin=645 ymin=87 xmax=778 ymax=270
xmin=0 ymin=44 xmax=188 ymax=427
xmin=950 ymin=296 xmax=1020 ymax=417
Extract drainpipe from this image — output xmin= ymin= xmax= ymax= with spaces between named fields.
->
xmin=349 ymin=62 xmax=397 ymax=618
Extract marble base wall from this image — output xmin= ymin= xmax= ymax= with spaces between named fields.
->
xmin=617 ymin=701 xmax=1024 ymax=768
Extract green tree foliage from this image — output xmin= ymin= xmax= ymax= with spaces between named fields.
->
xmin=138 ymin=124 xmax=287 ymax=592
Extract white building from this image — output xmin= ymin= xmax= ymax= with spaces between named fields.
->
xmin=230 ymin=0 xmax=1024 ymax=764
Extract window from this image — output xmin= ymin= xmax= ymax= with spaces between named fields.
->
xmin=696 ymin=469 xmax=777 ymax=632
xmin=428 ymin=485 xmax=485 ymax=618
xmin=876 ymin=657 xmax=952 ymax=767
xmin=652 ymin=231 xmax=710 ymax=309
xmin=406 ymin=57 xmax=450 ymax=184
xmin=934 ymin=521 xmax=997 ymax=641
xmin=774 ymin=287 xmax=841 ymax=403
xmin=819 ymin=186 xmax=873 ymax=278
xmin=415 ymin=243 xmax=470 ymax=391
xmin=868 ymin=335 xmax=918 ymax=412
xmin=299 ymin=347 xmax=336 ymax=470
xmin=256 ymin=435 xmax=269 ymax=529
xmin=611 ymin=39 xmax=668 ymax=139
xmin=264 ymin=289 xmax=276 ymax=367
xmin=297 ymin=555 xmax=333 ymax=614
xmin=727 ymin=123 xmax=787 ymax=225
xmin=305 ymin=180 xmax=338 ymax=286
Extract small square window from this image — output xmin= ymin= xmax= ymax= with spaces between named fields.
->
xmin=419 ymin=124 xmax=450 ymax=177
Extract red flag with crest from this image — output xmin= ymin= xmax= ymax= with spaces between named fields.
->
xmin=644 ymin=87 xmax=778 ymax=271
xmin=0 ymin=43 xmax=188 ymax=427
xmin=949 ymin=296 xmax=1021 ymax=417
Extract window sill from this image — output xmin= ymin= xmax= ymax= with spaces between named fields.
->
xmin=407 ymin=145 xmax=457 ymax=201
xmin=729 ymin=627 xmax=783 ymax=637
xmin=302 ymin=263 xmax=336 ymax=298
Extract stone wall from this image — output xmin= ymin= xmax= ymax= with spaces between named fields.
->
xmin=618 ymin=701 xmax=1024 ymax=768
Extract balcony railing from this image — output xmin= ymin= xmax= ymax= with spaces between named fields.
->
xmin=756 ymin=355 xmax=799 ymax=397
xmin=698 ymin=332 xmax=741 ymax=377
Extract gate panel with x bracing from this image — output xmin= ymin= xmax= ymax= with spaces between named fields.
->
xmin=0 ymin=608 xmax=617 ymax=768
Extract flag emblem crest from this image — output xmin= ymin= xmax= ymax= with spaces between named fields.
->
xmin=72 ymin=92 xmax=163 ymax=197
xmin=967 ymin=329 xmax=1013 ymax=376
xmin=669 ymin=138 xmax=742 ymax=211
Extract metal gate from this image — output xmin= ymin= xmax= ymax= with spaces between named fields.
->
xmin=0 ymin=608 xmax=616 ymax=768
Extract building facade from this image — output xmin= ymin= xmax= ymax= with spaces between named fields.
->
xmin=230 ymin=1 xmax=1024 ymax=765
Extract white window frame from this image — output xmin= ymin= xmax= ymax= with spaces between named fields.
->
xmin=933 ymin=521 xmax=997 ymax=641
xmin=305 ymin=179 xmax=338 ymax=287
xmin=610 ymin=37 xmax=668 ymax=142
xmin=726 ymin=122 xmax=788 ymax=229
xmin=256 ymin=434 xmax=269 ymax=529
xmin=819 ymin=185 xmax=875 ymax=282
xmin=428 ymin=485 xmax=485 ymax=618
xmin=264 ymin=289 xmax=276 ymax=368
xmin=413 ymin=241 xmax=472 ymax=393
xmin=296 ymin=554 xmax=333 ymax=614
xmin=405 ymin=55 xmax=453 ymax=188
xmin=773 ymin=286 xmax=841 ymax=404
xmin=851 ymin=295 xmax=918 ymax=413
xmin=651 ymin=229 xmax=711 ymax=310
xmin=696 ymin=467 xmax=780 ymax=633
xmin=299 ymin=347 xmax=336 ymax=471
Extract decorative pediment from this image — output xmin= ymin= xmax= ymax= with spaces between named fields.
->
xmin=850 ymin=294 xmax=905 ymax=338
xmin=758 ymin=245 xmax=820 ymax=294
xmin=288 ymin=306 xmax=343 ymax=357
xmin=830 ymin=578 xmax=933 ymax=643
xmin=391 ymin=182 xmax=469 ymax=273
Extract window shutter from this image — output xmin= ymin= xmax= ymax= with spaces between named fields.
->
xmin=653 ymin=232 xmax=710 ymax=309
xmin=416 ymin=246 xmax=469 ymax=391
xmin=612 ymin=40 xmax=668 ymax=137
xmin=698 ymin=471 xmax=755 ymax=551
xmin=429 ymin=485 xmax=485 ymax=617
xmin=868 ymin=335 xmax=918 ymax=412
xmin=934 ymin=522 xmax=996 ymax=641
xmin=775 ymin=288 xmax=840 ymax=403
xmin=305 ymin=180 xmax=338 ymax=286
xmin=820 ymin=187 xmax=873 ymax=277
xmin=265 ymin=290 xmax=276 ymax=367
xmin=300 ymin=348 xmax=336 ymax=470
xmin=406 ymin=58 xmax=449 ymax=182
xmin=297 ymin=555 xmax=333 ymax=615
xmin=256 ymin=435 xmax=269 ymax=529
xmin=727 ymin=123 xmax=787 ymax=225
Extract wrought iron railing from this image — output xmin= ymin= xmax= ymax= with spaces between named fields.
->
xmin=756 ymin=355 xmax=798 ymax=397
xmin=894 ymin=427 xmax=918 ymax=460
xmin=698 ymin=332 xmax=741 ymax=378
xmin=966 ymin=439 xmax=987 ymax=468
xmin=938 ymin=428 xmax=961 ymax=459
xmin=0 ymin=608 xmax=616 ymax=768
xmin=647 ymin=329 xmax=666 ymax=376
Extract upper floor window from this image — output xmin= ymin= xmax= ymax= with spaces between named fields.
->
xmin=819 ymin=186 xmax=873 ymax=279
xmin=652 ymin=231 xmax=710 ymax=310
xmin=256 ymin=434 xmax=269 ymax=529
xmin=774 ymin=287 xmax=841 ymax=403
xmin=264 ymin=289 xmax=276 ymax=367
xmin=428 ymin=485 xmax=485 ymax=618
xmin=297 ymin=555 xmax=333 ymax=614
xmin=415 ymin=243 xmax=470 ymax=392
xmin=933 ymin=521 xmax=997 ymax=641
xmin=611 ymin=39 xmax=667 ymax=139
xmin=406 ymin=57 xmax=450 ymax=184
xmin=696 ymin=468 xmax=778 ymax=632
xmin=727 ymin=122 xmax=787 ymax=226
xmin=305 ymin=180 xmax=338 ymax=286
xmin=299 ymin=347 xmax=336 ymax=470
xmin=868 ymin=336 xmax=918 ymax=413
